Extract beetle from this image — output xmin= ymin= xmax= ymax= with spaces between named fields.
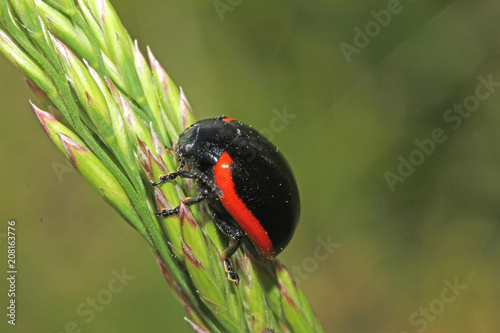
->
xmin=153 ymin=116 xmax=300 ymax=284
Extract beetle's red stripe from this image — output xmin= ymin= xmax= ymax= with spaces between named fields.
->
xmin=222 ymin=117 xmax=236 ymax=122
xmin=214 ymin=152 xmax=274 ymax=258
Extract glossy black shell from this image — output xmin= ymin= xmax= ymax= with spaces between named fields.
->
xmin=174 ymin=117 xmax=300 ymax=259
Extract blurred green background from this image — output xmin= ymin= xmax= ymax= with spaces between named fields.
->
xmin=1 ymin=0 xmax=500 ymax=332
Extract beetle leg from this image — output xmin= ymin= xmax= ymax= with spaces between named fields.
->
xmin=183 ymin=195 xmax=207 ymax=206
xmin=213 ymin=216 xmax=243 ymax=285
xmin=188 ymin=170 xmax=222 ymax=197
xmin=155 ymin=195 xmax=207 ymax=217
xmin=152 ymin=172 xmax=178 ymax=186
xmin=152 ymin=159 xmax=199 ymax=186
xmin=223 ymin=257 xmax=239 ymax=285
xmin=223 ymin=236 xmax=242 ymax=286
